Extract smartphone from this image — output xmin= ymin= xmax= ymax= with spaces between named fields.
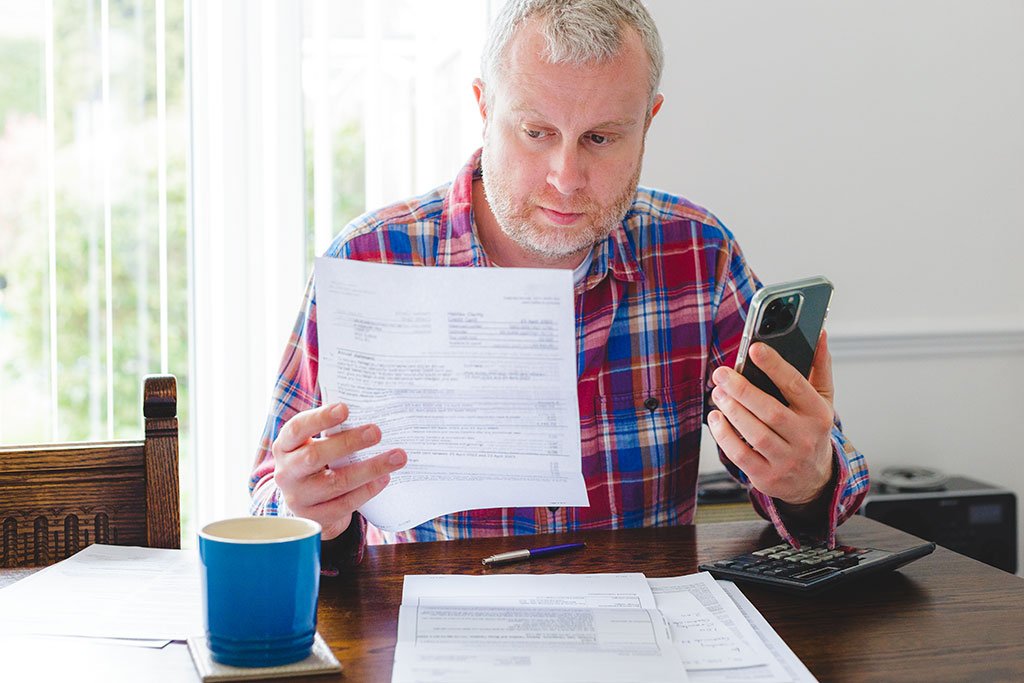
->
xmin=734 ymin=276 xmax=833 ymax=405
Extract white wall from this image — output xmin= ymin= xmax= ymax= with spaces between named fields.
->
xmin=640 ymin=0 xmax=1024 ymax=574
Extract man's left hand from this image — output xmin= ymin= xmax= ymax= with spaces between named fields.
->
xmin=707 ymin=331 xmax=836 ymax=505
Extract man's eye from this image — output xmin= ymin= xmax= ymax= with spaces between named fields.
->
xmin=588 ymin=133 xmax=610 ymax=145
xmin=525 ymin=129 xmax=545 ymax=139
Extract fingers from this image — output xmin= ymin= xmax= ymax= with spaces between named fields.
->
xmin=301 ymin=423 xmax=382 ymax=474
xmin=706 ymin=410 xmax=767 ymax=480
xmin=279 ymin=446 xmax=408 ymax=539
xmin=303 ymin=473 xmax=393 ymax=539
xmin=807 ymin=330 xmax=835 ymax=405
xmin=711 ymin=383 xmax=786 ymax=456
xmin=275 ymin=402 xmax=349 ymax=454
xmin=744 ymin=342 xmax=821 ymax=413
xmin=712 ymin=362 xmax=793 ymax=445
xmin=275 ymin=416 xmax=383 ymax=482
xmin=710 ymin=338 xmax=837 ymax=504
xmin=300 ymin=448 xmax=407 ymax=505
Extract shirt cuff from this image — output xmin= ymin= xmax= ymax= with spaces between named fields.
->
xmin=320 ymin=513 xmax=367 ymax=576
xmin=750 ymin=438 xmax=845 ymax=548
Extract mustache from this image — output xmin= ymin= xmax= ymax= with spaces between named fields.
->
xmin=530 ymin=192 xmax=598 ymax=214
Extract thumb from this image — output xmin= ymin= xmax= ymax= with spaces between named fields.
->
xmin=807 ymin=329 xmax=835 ymax=406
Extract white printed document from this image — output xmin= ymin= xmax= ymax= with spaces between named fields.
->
xmin=649 ymin=573 xmax=774 ymax=674
xmin=0 ymin=544 xmax=202 ymax=641
xmin=314 ymin=257 xmax=587 ymax=532
xmin=392 ymin=573 xmax=688 ymax=683
xmin=708 ymin=581 xmax=817 ymax=682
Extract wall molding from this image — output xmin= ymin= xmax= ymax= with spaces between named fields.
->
xmin=829 ymin=328 xmax=1024 ymax=360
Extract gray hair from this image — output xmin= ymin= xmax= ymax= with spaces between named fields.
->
xmin=481 ymin=0 xmax=664 ymax=111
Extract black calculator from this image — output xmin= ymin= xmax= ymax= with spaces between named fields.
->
xmin=699 ymin=540 xmax=936 ymax=594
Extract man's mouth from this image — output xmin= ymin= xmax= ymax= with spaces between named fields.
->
xmin=539 ymin=207 xmax=585 ymax=226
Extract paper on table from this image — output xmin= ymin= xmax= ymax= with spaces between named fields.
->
xmin=0 ymin=544 xmax=203 ymax=642
xmin=393 ymin=573 xmax=688 ymax=683
xmin=0 ymin=636 xmax=197 ymax=683
xmin=649 ymin=572 xmax=776 ymax=675
xmin=698 ymin=581 xmax=816 ymax=683
xmin=402 ymin=572 xmax=659 ymax=608
xmin=314 ymin=257 xmax=587 ymax=532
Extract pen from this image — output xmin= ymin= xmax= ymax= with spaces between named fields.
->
xmin=481 ymin=542 xmax=586 ymax=566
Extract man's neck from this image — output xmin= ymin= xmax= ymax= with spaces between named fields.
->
xmin=471 ymin=179 xmax=589 ymax=270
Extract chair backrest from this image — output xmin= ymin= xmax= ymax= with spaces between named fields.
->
xmin=0 ymin=375 xmax=180 ymax=567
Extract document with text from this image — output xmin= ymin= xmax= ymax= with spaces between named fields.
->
xmin=649 ymin=573 xmax=776 ymax=675
xmin=0 ymin=544 xmax=201 ymax=642
xmin=393 ymin=573 xmax=687 ymax=683
xmin=707 ymin=581 xmax=816 ymax=682
xmin=314 ymin=258 xmax=587 ymax=532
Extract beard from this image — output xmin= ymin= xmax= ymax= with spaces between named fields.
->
xmin=480 ymin=141 xmax=642 ymax=261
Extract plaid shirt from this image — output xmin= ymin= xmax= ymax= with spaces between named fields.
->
xmin=251 ymin=149 xmax=869 ymax=563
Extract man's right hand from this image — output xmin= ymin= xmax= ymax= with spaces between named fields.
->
xmin=271 ymin=402 xmax=407 ymax=540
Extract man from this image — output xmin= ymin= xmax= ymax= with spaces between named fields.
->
xmin=251 ymin=0 xmax=868 ymax=567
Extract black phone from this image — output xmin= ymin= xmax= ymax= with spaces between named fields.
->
xmin=734 ymin=276 xmax=833 ymax=405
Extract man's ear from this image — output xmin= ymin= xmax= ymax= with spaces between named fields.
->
xmin=645 ymin=93 xmax=664 ymax=132
xmin=472 ymin=78 xmax=488 ymax=123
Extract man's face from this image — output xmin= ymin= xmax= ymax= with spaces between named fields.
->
xmin=476 ymin=18 xmax=662 ymax=265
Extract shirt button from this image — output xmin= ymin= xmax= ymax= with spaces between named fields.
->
xmin=548 ymin=507 xmax=560 ymax=513
xmin=644 ymin=397 xmax=659 ymax=412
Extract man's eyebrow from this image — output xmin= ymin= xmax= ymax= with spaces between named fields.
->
xmin=511 ymin=105 xmax=638 ymax=129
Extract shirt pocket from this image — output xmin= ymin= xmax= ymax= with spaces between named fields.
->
xmin=589 ymin=378 xmax=704 ymax=526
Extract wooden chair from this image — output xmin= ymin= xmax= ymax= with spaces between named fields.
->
xmin=0 ymin=375 xmax=179 ymax=567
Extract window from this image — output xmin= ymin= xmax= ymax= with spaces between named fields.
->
xmin=1 ymin=0 xmax=499 ymax=539
xmin=0 ymin=0 xmax=191 ymax=532
xmin=189 ymin=0 xmax=496 ymax=528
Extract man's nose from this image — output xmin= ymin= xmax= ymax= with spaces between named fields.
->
xmin=546 ymin=143 xmax=586 ymax=196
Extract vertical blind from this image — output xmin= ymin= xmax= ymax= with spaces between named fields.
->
xmin=0 ymin=0 xmax=187 ymax=447
xmin=0 ymin=0 xmax=498 ymax=540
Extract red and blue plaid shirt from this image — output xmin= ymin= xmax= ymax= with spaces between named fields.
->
xmin=251 ymin=149 xmax=869 ymax=561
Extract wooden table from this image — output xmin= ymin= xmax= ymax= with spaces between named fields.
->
xmin=2 ymin=516 xmax=1022 ymax=681
xmin=319 ymin=515 xmax=1024 ymax=682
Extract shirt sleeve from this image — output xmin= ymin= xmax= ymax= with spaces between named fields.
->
xmin=704 ymin=230 xmax=869 ymax=548
xmin=248 ymin=272 xmax=369 ymax=568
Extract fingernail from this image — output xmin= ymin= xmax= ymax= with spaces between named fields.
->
xmin=389 ymin=450 xmax=406 ymax=466
xmin=331 ymin=403 xmax=345 ymax=419
xmin=711 ymin=387 xmax=726 ymax=404
xmin=708 ymin=411 xmax=721 ymax=426
xmin=713 ymin=367 xmax=730 ymax=386
xmin=362 ymin=425 xmax=380 ymax=444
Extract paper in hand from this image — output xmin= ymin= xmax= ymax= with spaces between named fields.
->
xmin=314 ymin=258 xmax=587 ymax=532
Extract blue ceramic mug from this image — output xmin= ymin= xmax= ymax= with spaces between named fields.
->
xmin=198 ymin=516 xmax=321 ymax=667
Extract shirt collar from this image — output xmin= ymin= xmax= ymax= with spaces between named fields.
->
xmin=441 ymin=148 xmax=646 ymax=289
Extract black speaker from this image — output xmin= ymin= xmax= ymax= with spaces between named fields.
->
xmin=860 ymin=473 xmax=1017 ymax=573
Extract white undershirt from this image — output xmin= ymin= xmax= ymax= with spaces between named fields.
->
xmin=489 ymin=249 xmax=593 ymax=285
xmin=573 ymin=249 xmax=594 ymax=285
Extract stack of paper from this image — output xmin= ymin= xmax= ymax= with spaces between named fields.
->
xmin=0 ymin=545 xmax=203 ymax=681
xmin=392 ymin=572 xmax=815 ymax=683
